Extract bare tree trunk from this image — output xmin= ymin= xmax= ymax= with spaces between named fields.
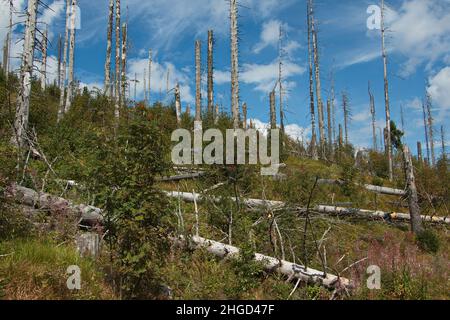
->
xmin=270 ymin=90 xmax=276 ymax=130
xmin=64 ymin=0 xmax=77 ymax=114
xmin=175 ymin=83 xmax=182 ymax=125
xmin=57 ymin=34 xmax=62 ymax=88
xmin=143 ymin=68 xmax=147 ymax=104
xmin=3 ymin=36 xmax=9 ymax=77
xmin=331 ymin=71 xmax=336 ymax=145
xmin=207 ymin=30 xmax=214 ymax=115
xmin=338 ymin=124 xmax=343 ymax=148
xmin=381 ymin=0 xmax=393 ymax=181
xmin=148 ymin=49 xmax=152 ymax=104
xmin=195 ymin=40 xmax=202 ymax=122
xmin=57 ymin=0 xmax=71 ymax=122
xmin=441 ymin=126 xmax=446 ymax=161
xmin=426 ymin=93 xmax=435 ymax=166
xmin=215 ymin=104 xmax=219 ymax=125
xmin=230 ymin=0 xmax=240 ymax=128
xmin=326 ymin=99 xmax=332 ymax=153
xmin=422 ymin=99 xmax=430 ymax=165
xmin=311 ymin=2 xmax=325 ymax=154
xmin=12 ymin=0 xmax=39 ymax=148
xmin=121 ymin=22 xmax=127 ymax=104
xmin=403 ymin=146 xmax=424 ymax=234
xmin=307 ymin=0 xmax=317 ymax=160
xmin=114 ymin=0 xmax=121 ymax=119
xmin=342 ymin=92 xmax=349 ymax=145
xmin=4 ymin=0 xmax=13 ymax=80
xmin=369 ymin=81 xmax=377 ymax=150
xmin=104 ymin=0 xmax=114 ymax=96
xmin=278 ymin=25 xmax=285 ymax=136
xmin=186 ymin=104 xmax=191 ymax=116
xmin=40 ymin=27 xmax=48 ymax=91
xmin=242 ymin=102 xmax=247 ymax=129
xmin=417 ymin=141 xmax=423 ymax=163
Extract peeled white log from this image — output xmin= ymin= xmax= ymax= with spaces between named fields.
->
xmin=317 ymin=179 xmax=406 ymax=196
xmin=7 ymin=185 xmax=103 ymax=225
xmin=166 ymin=191 xmax=449 ymax=225
xmin=183 ymin=236 xmax=351 ymax=290
xmin=316 ymin=205 xmax=449 ymax=225
xmin=157 ymin=172 xmax=206 ymax=182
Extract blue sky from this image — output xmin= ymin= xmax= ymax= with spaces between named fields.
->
xmin=1 ymin=0 xmax=449 ymax=155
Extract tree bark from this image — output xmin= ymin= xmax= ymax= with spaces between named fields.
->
xmin=270 ymin=90 xmax=276 ymax=130
xmin=441 ymin=126 xmax=446 ymax=161
xmin=417 ymin=141 xmax=423 ymax=163
xmin=64 ymin=0 xmax=77 ymax=114
xmin=326 ymin=98 xmax=332 ymax=152
xmin=403 ymin=146 xmax=424 ymax=234
xmin=114 ymin=0 xmax=121 ymax=119
xmin=278 ymin=26 xmax=285 ymax=136
xmin=381 ymin=0 xmax=393 ymax=181
xmin=242 ymin=102 xmax=247 ymax=129
xmin=104 ymin=0 xmax=114 ymax=96
xmin=368 ymin=82 xmax=377 ymax=150
xmin=342 ymin=92 xmax=349 ymax=145
xmin=307 ymin=0 xmax=318 ymax=160
xmin=175 ymin=83 xmax=182 ymax=125
xmin=426 ymin=93 xmax=435 ymax=166
xmin=121 ymin=22 xmax=127 ymax=104
xmin=57 ymin=0 xmax=71 ymax=122
xmin=148 ymin=49 xmax=152 ymax=104
xmin=12 ymin=0 xmax=39 ymax=148
xmin=230 ymin=0 xmax=240 ymax=128
xmin=422 ymin=100 xmax=430 ymax=165
xmin=57 ymin=34 xmax=62 ymax=88
xmin=195 ymin=39 xmax=202 ymax=122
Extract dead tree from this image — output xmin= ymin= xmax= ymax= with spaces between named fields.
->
xmin=215 ymin=104 xmax=219 ymax=124
xmin=166 ymin=68 xmax=170 ymax=95
xmin=381 ymin=0 xmax=393 ymax=181
xmin=114 ymin=0 xmax=121 ymax=119
xmin=64 ymin=0 xmax=77 ymax=114
xmin=40 ymin=27 xmax=48 ymax=91
xmin=207 ymin=30 xmax=214 ymax=115
xmin=331 ymin=71 xmax=336 ymax=145
xmin=57 ymin=0 xmax=71 ymax=122
xmin=143 ymin=68 xmax=147 ymax=104
xmin=338 ymin=124 xmax=343 ymax=148
xmin=4 ymin=0 xmax=13 ymax=79
xmin=270 ymin=90 xmax=276 ymax=130
xmin=148 ymin=49 xmax=152 ymax=104
xmin=311 ymin=0 xmax=325 ymax=153
xmin=104 ymin=0 xmax=114 ymax=96
xmin=278 ymin=25 xmax=285 ymax=136
xmin=120 ymin=22 xmax=127 ymax=104
xmin=242 ymin=102 xmax=247 ymax=129
xmin=403 ymin=146 xmax=424 ymax=234
xmin=195 ymin=40 xmax=202 ymax=122
xmin=2 ymin=38 xmax=8 ymax=77
xmin=417 ymin=141 xmax=423 ymax=163
xmin=57 ymin=34 xmax=62 ymax=88
xmin=326 ymin=98 xmax=332 ymax=152
xmin=441 ymin=126 xmax=446 ymax=161
xmin=368 ymin=81 xmax=377 ymax=150
xmin=230 ymin=0 xmax=240 ymax=128
xmin=175 ymin=83 xmax=182 ymax=125
xmin=12 ymin=0 xmax=39 ymax=148
xmin=426 ymin=93 xmax=435 ymax=166
xmin=422 ymin=99 xmax=430 ymax=165
xmin=342 ymin=92 xmax=350 ymax=145
xmin=307 ymin=0 xmax=318 ymax=160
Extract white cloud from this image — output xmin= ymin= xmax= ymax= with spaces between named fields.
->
xmin=253 ymin=19 xmax=300 ymax=56
xmin=249 ymin=118 xmax=309 ymax=142
xmin=427 ymin=66 xmax=450 ymax=119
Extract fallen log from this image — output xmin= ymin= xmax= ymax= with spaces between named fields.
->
xmin=179 ymin=235 xmax=351 ymax=290
xmin=166 ymin=191 xmax=449 ymax=225
xmin=317 ymin=179 xmax=406 ymax=196
xmin=7 ymin=185 xmax=103 ymax=225
xmin=157 ymin=172 xmax=206 ymax=182
xmin=316 ymin=205 xmax=449 ymax=224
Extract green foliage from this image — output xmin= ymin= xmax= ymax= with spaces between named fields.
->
xmin=416 ymin=229 xmax=440 ymax=254
xmin=390 ymin=121 xmax=404 ymax=151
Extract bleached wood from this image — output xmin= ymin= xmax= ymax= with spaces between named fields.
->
xmin=207 ymin=30 xmax=214 ymax=115
xmin=57 ymin=0 xmax=71 ymax=122
xmin=114 ymin=0 xmax=121 ymax=119
xmin=175 ymin=83 xmax=182 ymax=125
xmin=64 ymin=0 xmax=77 ymax=114
xmin=40 ymin=27 xmax=48 ymax=91
xmin=230 ymin=0 xmax=240 ymax=128
xmin=403 ymin=146 xmax=424 ymax=233
xmin=195 ymin=40 xmax=202 ymax=122
xmin=104 ymin=0 xmax=114 ymax=96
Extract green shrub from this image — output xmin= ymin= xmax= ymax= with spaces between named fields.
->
xmin=416 ymin=229 xmax=440 ymax=254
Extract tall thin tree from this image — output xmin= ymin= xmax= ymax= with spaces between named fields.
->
xmin=270 ymin=90 xmax=276 ymax=130
xmin=175 ymin=83 xmax=182 ymax=125
xmin=64 ymin=0 xmax=77 ymax=114
xmin=441 ymin=126 xmax=446 ymax=161
xmin=104 ymin=0 xmax=114 ymax=96
xmin=13 ymin=0 xmax=39 ymax=148
xmin=426 ymin=92 xmax=435 ymax=166
xmin=57 ymin=0 xmax=71 ymax=122
xmin=278 ymin=25 xmax=285 ymax=136
xmin=242 ymin=102 xmax=247 ymax=129
xmin=148 ymin=49 xmax=152 ymax=104
xmin=57 ymin=34 xmax=62 ymax=88
xmin=422 ymin=99 xmax=430 ymax=165
xmin=121 ymin=22 xmax=127 ymax=104
xmin=307 ymin=0 xmax=318 ymax=159
xmin=40 ymin=27 xmax=48 ymax=91
xmin=368 ymin=81 xmax=377 ymax=150
xmin=207 ymin=30 xmax=214 ymax=115
xmin=114 ymin=0 xmax=121 ymax=119
xmin=195 ymin=40 xmax=202 ymax=122
xmin=342 ymin=92 xmax=350 ymax=145
xmin=381 ymin=0 xmax=393 ymax=180
xmin=230 ymin=0 xmax=240 ymax=128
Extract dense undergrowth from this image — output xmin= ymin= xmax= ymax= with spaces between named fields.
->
xmin=0 ymin=74 xmax=448 ymax=300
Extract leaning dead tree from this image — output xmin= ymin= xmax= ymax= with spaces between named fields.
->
xmin=64 ymin=0 xmax=77 ymax=114
xmin=368 ymin=81 xmax=377 ymax=150
xmin=175 ymin=83 xmax=182 ymax=125
xmin=12 ymin=0 xmax=39 ymax=148
xmin=207 ymin=30 xmax=214 ymax=115
xmin=381 ymin=0 xmax=393 ymax=181
xmin=103 ymin=0 xmax=114 ymax=96
xmin=310 ymin=0 xmax=325 ymax=154
xmin=403 ymin=146 xmax=424 ymax=234
xmin=195 ymin=40 xmax=202 ymax=122
xmin=230 ymin=0 xmax=240 ymax=128
xmin=114 ymin=0 xmax=121 ymax=119
xmin=426 ymin=93 xmax=435 ymax=166
xmin=57 ymin=0 xmax=71 ymax=122
xmin=307 ymin=0 xmax=318 ymax=160
xmin=40 ymin=27 xmax=48 ymax=91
